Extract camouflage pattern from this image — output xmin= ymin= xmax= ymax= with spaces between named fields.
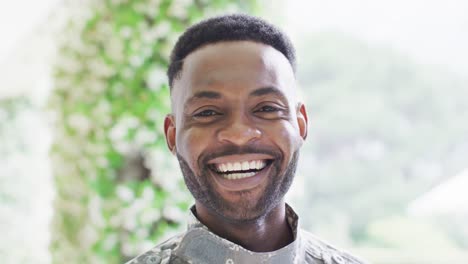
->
xmin=125 ymin=205 xmax=368 ymax=264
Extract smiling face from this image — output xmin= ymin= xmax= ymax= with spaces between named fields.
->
xmin=164 ymin=41 xmax=308 ymax=222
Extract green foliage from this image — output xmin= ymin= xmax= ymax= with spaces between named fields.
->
xmin=50 ymin=0 xmax=256 ymax=263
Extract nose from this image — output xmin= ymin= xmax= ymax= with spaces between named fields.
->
xmin=217 ymin=114 xmax=262 ymax=145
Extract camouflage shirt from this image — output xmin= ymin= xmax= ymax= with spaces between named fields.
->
xmin=126 ymin=205 xmax=368 ymax=264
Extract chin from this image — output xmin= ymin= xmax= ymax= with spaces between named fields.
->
xmin=208 ymin=186 xmax=282 ymax=223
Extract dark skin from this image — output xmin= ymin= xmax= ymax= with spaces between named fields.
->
xmin=164 ymin=41 xmax=308 ymax=252
xmin=196 ymin=200 xmax=292 ymax=251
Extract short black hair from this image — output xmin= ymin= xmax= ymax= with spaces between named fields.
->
xmin=167 ymin=13 xmax=296 ymax=89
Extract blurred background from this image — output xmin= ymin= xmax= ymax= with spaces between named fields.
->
xmin=1 ymin=0 xmax=467 ymax=263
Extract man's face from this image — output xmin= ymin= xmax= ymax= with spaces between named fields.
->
xmin=164 ymin=41 xmax=308 ymax=222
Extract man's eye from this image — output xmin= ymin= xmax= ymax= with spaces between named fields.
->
xmin=194 ymin=110 xmax=220 ymax=117
xmin=256 ymin=105 xmax=280 ymax=112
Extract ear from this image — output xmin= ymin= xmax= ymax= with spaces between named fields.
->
xmin=296 ymin=103 xmax=308 ymax=140
xmin=164 ymin=114 xmax=177 ymax=154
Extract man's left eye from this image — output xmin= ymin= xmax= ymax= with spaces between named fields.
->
xmin=256 ymin=105 xmax=280 ymax=112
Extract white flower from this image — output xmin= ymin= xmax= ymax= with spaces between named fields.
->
xmin=140 ymin=209 xmax=161 ymax=225
xmin=88 ymin=195 xmax=106 ymax=227
xmin=110 ymin=116 xmax=139 ymax=143
xmin=149 ymin=0 xmax=162 ymax=8
xmin=93 ymin=100 xmax=111 ymax=118
xmin=146 ymin=109 xmax=161 ymax=122
xmin=116 ymin=185 xmax=134 ymax=202
xmin=135 ymin=129 xmax=156 ymax=146
xmin=105 ymin=37 xmax=125 ymax=62
xmin=153 ymin=21 xmax=171 ymax=37
xmin=121 ymin=67 xmax=133 ymax=79
xmin=102 ymin=234 xmax=118 ymax=250
xmin=140 ymin=240 xmax=156 ymax=253
xmin=111 ymin=0 xmax=128 ymax=6
xmin=168 ymin=0 xmax=193 ymax=19
xmin=141 ymin=46 xmax=153 ymax=59
xmin=88 ymin=79 xmax=106 ymax=93
xmin=68 ymin=114 xmax=91 ymax=135
xmin=121 ymin=241 xmax=136 ymax=257
xmin=80 ymin=225 xmax=99 ymax=245
xmin=122 ymin=116 xmax=140 ymax=129
xmin=163 ymin=206 xmax=184 ymax=222
xmin=111 ymin=0 xmax=127 ymax=6
xmin=147 ymin=67 xmax=166 ymax=91
xmin=88 ymin=59 xmax=114 ymax=78
xmin=141 ymin=186 xmax=155 ymax=201
xmin=135 ymin=227 xmax=149 ymax=239
xmin=113 ymin=141 xmax=133 ymax=155
xmin=123 ymin=216 xmax=137 ymax=230
xmin=129 ymin=55 xmax=144 ymax=67
xmin=96 ymin=157 xmax=108 ymax=168
xmin=110 ymin=124 xmax=127 ymax=142
xmin=134 ymin=3 xmax=148 ymax=13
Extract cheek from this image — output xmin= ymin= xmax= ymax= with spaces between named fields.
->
xmin=177 ymin=128 xmax=211 ymax=169
xmin=264 ymin=121 xmax=302 ymax=157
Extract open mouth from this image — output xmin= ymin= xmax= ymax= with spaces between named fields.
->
xmin=208 ymin=159 xmax=274 ymax=180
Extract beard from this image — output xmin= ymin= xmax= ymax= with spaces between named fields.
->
xmin=176 ymin=145 xmax=299 ymax=223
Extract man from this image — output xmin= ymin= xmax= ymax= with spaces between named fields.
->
xmin=127 ymin=14 xmax=367 ymax=264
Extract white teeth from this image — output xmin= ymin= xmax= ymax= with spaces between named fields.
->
xmin=222 ymin=172 xmax=256 ymax=180
xmin=215 ymin=160 xmax=268 ymax=173
xmin=257 ymin=160 xmax=266 ymax=170
xmin=242 ymin=161 xmax=249 ymax=170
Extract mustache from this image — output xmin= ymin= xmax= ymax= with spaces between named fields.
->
xmin=199 ymin=144 xmax=282 ymax=166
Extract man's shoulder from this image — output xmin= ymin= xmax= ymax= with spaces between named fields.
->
xmin=125 ymin=233 xmax=186 ymax=264
xmin=300 ymin=229 xmax=369 ymax=264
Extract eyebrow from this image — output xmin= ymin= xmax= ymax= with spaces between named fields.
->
xmin=185 ymin=86 xmax=287 ymax=106
xmin=192 ymin=90 xmax=222 ymax=99
xmin=250 ymin=86 xmax=288 ymax=101
xmin=185 ymin=91 xmax=222 ymax=106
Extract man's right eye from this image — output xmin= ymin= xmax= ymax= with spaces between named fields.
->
xmin=194 ymin=109 xmax=221 ymax=117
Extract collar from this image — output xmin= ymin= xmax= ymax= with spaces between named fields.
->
xmin=187 ymin=203 xmax=299 ymax=236
xmin=174 ymin=204 xmax=304 ymax=264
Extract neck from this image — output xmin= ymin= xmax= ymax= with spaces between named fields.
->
xmin=194 ymin=202 xmax=294 ymax=252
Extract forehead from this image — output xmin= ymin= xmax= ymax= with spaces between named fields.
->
xmin=171 ymin=41 xmax=296 ymax=103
